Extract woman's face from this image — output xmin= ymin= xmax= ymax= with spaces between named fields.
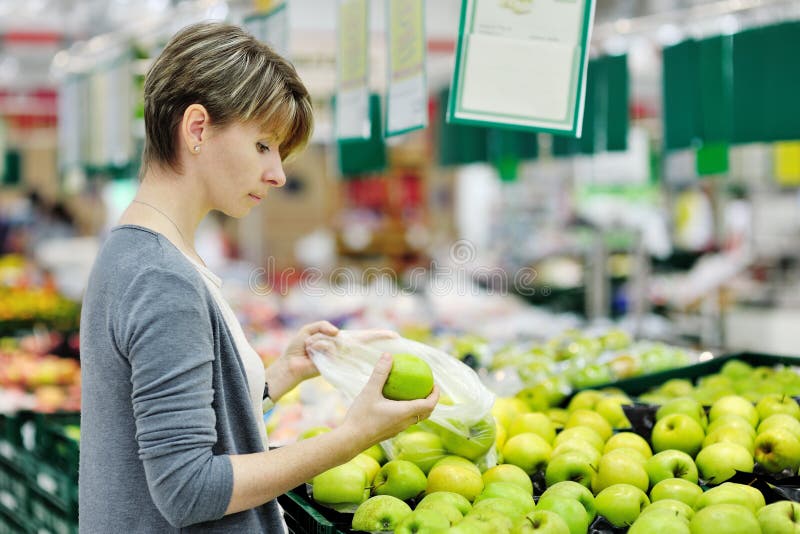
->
xmin=201 ymin=120 xmax=287 ymax=218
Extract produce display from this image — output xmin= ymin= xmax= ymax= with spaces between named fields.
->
xmin=299 ymin=373 xmax=800 ymax=533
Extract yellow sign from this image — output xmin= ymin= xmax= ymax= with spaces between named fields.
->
xmin=775 ymin=141 xmax=800 ymax=186
xmin=390 ymin=0 xmax=424 ymax=81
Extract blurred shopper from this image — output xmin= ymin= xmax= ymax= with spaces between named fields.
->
xmin=79 ymin=22 xmax=438 ymax=533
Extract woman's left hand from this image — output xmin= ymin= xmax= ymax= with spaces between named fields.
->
xmin=265 ymin=321 xmax=339 ymax=402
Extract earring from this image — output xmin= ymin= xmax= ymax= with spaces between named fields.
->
xmin=193 ymin=145 xmax=200 ymax=152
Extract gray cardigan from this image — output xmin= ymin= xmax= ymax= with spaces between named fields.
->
xmin=79 ymin=225 xmax=285 ymax=533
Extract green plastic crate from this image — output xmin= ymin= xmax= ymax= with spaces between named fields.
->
xmin=27 ymin=487 xmax=77 ymax=534
xmin=27 ymin=462 xmax=76 ymax=517
xmin=0 ymin=458 xmax=30 ymax=519
xmin=0 ymin=414 xmax=36 ymax=463
xmin=33 ymin=414 xmax=79 ymax=477
xmin=0 ymin=502 xmax=33 ymax=534
xmin=278 ymin=487 xmax=349 ymax=534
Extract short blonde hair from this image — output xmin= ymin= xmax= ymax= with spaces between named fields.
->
xmin=142 ymin=22 xmax=312 ymax=172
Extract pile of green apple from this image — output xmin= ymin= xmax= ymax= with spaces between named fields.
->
xmin=639 ymin=359 xmax=800 ymax=405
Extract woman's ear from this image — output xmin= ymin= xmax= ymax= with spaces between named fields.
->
xmin=181 ymin=104 xmax=210 ymax=154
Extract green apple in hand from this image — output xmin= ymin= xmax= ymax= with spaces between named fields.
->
xmin=651 ymin=414 xmax=705 ymax=457
xmin=756 ymin=394 xmax=800 ymax=421
xmin=757 ymin=500 xmax=800 ymax=534
xmin=709 ymin=395 xmax=759 ymax=428
xmin=545 ymin=451 xmax=597 ymax=490
xmin=474 ymin=481 xmax=535 ymax=514
xmin=592 ymin=450 xmax=649 ymax=493
xmin=689 ymin=504 xmax=760 ymax=534
xmin=594 ymin=483 xmax=650 ymax=527
xmin=433 ymin=418 xmax=496 ymax=461
xmin=351 ymin=495 xmax=412 ymax=532
xmin=482 ymin=463 xmax=534 ymax=494
xmin=508 ymin=412 xmax=556 ymax=443
xmin=350 ymin=453 xmax=381 ymax=484
xmin=312 ymin=463 xmax=369 ymax=506
xmin=502 ymin=432 xmax=552 ymax=475
xmin=540 ymin=481 xmax=596 ymax=520
xmin=512 ymin=510 xmax=570 ymax=533
xmin=755 ymin=428 xmax=800 ymax=473
xmin=645 ymin=450 xmax=699 ymax=486
xmin=416 ymin=491 xmax=472 ymax=515
xmin=394 ymin=508 xmax=450 ymax=534
xmin=394 ymin=431 xmax=446 ymax=474
xmin=425 ymin=464 xmax=484 ymax=502
xmin=372 ymin=460 xmax=427 ymax=500
xmin=650 ymin=478 xmax=703 ymax=508
xmin=536 ymin=495 xmax=591 ymax=534
xmin=695 ymin=442 xmax=754 ymax=484
xmin=628 ymin=508 xmax=690 ymax=534
xmin=604 ymin=432 xmax=653 ymax=459
xmin=382 ymin=353 xmax=434 ymax=400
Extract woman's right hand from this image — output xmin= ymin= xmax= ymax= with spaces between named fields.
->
xmin=341 ymin=353 xmax=439 ymax=450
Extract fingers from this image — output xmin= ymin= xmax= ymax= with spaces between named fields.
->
xmin=366 ymin=352 xmax=394 ymax=390
xmin=302 ymin=321 xmax=339 ymax=337
xmin=408 ymin=385 xmax=440 ymax=415
xmin=354 ymin=329 xmax=400 ymax=343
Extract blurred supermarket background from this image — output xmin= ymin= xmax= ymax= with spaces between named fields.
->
xmin=2 ymin=0 xmax=800 ymax=531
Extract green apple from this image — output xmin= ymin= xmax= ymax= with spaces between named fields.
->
xmin=595 ymin=396 xmax=633 ymax=429
xmin=641 ymin=498 xmax=694 ymax=521
xmin=363 ymin=443 xmax=387 ymax=464
xmin=628 ymin=508 xmax=691 ymax=534
xmin=601 ymin=329 xmax=631 ymax=350
xmin=592 ymin=451 xmax=649 ymax=493
xmin=502 ymin=432 xmax=552 ymax=475
xmin=536 ymin=495 xmax=591 ymax=534
xmin=567 ymin=390 xmax=604 ymax=412
xmin=496 ymin=423 xmax=507 ymax=451
xmin=474 ymin=482 xmax=535 ymax=514
xmin=709 ymin=396 xmax=759 ymax=428
xmin=604 ymin=432 xmax=653 ymax=459
xmin=657 ymin=397 xmax=708 ymax=429
xmin=720 ymin=359 xmax=754 ymax=381
xmin=299 ymin=426 xmax=331 ymax=440
xmin=645 ymin=450 xmax=699 ymax=486
xmin=651 ymin=414 xmax=706 ymax=457
xmin=660 ymin=379 xmax=695 ymax=398
xmin=603 ymin=447 xmax=648 ymax=466
xmin=416 ymin=491 xmax=471 ymax=515
xmin=551 ymin=440 xmax=602 ymax=467
xmin=594 ymin=483 xmax=650 ymax=527
xmin=707 ymin=414 xmax=757 ymax=437
xmin=350 ymin=453 xmax=381 ymax=484
xmin=382 ymin=353 xmax=434 ymax=400
xmin=757 ymin=500 xmax=800 ymax=534
xmin=689 ymin=504 xmax=760 ymax=534
xmin=394 ymin=431 xmax=447 ymax=474
xmin=756 ymin=394 xmax=800 ymax=421
xmin=553 ymin=426 xmax=605 ymax=453
xmin=508 ymin=412 xmax=556 ymax=443
xmin=425 ymin=464 xmax=484 ymax=502
xmin=394 ymin=508 xmax=450 ymax=534
xmin=758 ymin=414 xmax=800 ymax=440
xmin=430 ymin=455 xmax=481 ymax=477
xmin=434 ymin=418 xmax=496 ymax=461
xmin=755 ymin=428 xmax=800 ymax=473
xmin=482 ymin=463 xmax=533 ymax=494
xmin=462 ymin=508 xmax=514 ymax=532
xmin=547 ymin=408 xmax=569 ymax=430
xmin=515 ymin=386 xmax=552 ymax=413
xmin=695 ymin=442 xmax=754 ymax=484
xmin=312 ymin=463 xmax=369 ymax=506
xmin=650 ymin=478 xmax=704 ymax=508
xmin=512 ymin=510 xmax=570 ymax=533
xmin=545 ymin=451 xmax=597 ymax=490
xmin=471 ymin=497 xmax=528 ymax=521
xmin=565 ymin=410 xmax=613 ymax=441
xmin=702 ymin=426 xmax=755 ymax=453
xmin=493 ymin=397 xmax=531 ymax=429
xmin=541 ymin=481 xmax=596 ymax=520
xmin=351 ymin=495 xmax=412 ymax=531
xmin=372 ymin=460 xmax=427 ymax=500
xmin=413 ymin=500 xmax=463 ymax=526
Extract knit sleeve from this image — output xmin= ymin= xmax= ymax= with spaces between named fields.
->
xmin=116 ymin=266 xmax=234 ymax=528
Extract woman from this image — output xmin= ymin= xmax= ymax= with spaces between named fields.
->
xmin=79 ymin=22 xmax=438 ymax=533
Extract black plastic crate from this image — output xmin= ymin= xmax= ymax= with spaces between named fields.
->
xmin=278 ymin=487 xmax=349 ymax=534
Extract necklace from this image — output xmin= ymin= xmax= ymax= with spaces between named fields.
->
xmin=132 ymin=199 xmax=202 ymax=263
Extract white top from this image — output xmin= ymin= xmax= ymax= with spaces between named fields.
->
xmin=182 ymin=253 xmax=268 ymax=449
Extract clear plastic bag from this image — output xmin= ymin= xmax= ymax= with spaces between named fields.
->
xmin=307 ymin=330 xmax=498 ymax=470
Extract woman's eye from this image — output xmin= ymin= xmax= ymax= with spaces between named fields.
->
xmin=257 ymin=142 xmax=270 ymax=153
